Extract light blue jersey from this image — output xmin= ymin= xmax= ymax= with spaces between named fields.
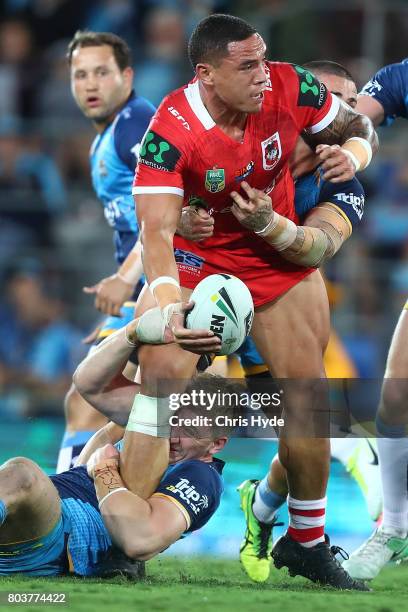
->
xmin=90 ymin=91 xmax=155 ymax=264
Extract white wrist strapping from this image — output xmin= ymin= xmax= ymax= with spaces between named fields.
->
xmin=342 ymin=137 xmax=373 ymax=171
xmin=149 ymin=276 xmax=180 ymax=294
xmin=126 ymin=393 xmax=173 ymax=437
xmin=135 ymin=306 xmax=166 ymax=344
xmin=343 ymin=149 xmax=360 ymax=172
xmin=161 ymin=302 xmax=184 ymax=327
xmin=254 ymin=212 xmax=279 ymax=237
xmin=271 ymin=218 xmax=298 ymax=251
xmin=256 ymin=212 xmax=298 ymax=251
xmin=98 ymin=487 xmax=128 ymax=510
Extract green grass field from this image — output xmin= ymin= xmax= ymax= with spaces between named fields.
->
xmin=0 ymin=557 xmax=407 ymax=612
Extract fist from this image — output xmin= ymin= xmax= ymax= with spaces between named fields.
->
xmin=316 ymin=144 xmax=357 ymax=182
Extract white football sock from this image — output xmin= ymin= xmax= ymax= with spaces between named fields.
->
xmin=377 ymin=437 xmax=408 ymax=535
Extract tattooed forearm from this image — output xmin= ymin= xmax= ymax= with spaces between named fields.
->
xmin=304 ymin=99 xmax=379 ymax=153
xmin=94 ymin=465 xmax=123 ymax=492
xmin=239 ymin=202 xmax=273 ymax=232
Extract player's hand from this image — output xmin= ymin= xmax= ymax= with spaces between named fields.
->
xmin=230 ymin=181 xmax=273 ymax=232
xmin=177 ymin=207 xmax=215 ymax=241
xmin=166 ymin=301 xmax=222 ymax=354
xmin=87 ymin=443 xmax=120 ymax=479
xmin=316 ymin=144 xmax=356 ymax=182
xmin=83 ymin=274 xmax=134 ymax=316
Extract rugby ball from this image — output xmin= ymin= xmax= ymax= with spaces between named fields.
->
xmin=186 ymin=274 xmax=254 ymax=355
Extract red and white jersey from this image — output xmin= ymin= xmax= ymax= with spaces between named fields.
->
xmin=133 ymin=62 xmax=340 ymax=305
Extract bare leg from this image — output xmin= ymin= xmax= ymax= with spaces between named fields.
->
xmin=376 ymin=308 xmax=408 ymax=534
xmin=0 ymin=458 xmax=60 ymax=544
xmin=121 ymin=286 xmax=198 ymax=498
xmin=251 ymin=270 xmax=330 ymax=500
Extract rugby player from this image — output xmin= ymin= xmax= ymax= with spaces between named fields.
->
xmin=57 ymin=31 xmax=155 ymax=472
xmin=181 ymin=60 xmax=380 ymax=583
xmin=0 ymin=308 xmax=227 ymax=577
xmin=237 ymin=60 xmax=377 ymax=583
xmin=129 ymin=14 xmax=376 ymax=589
xmin=341 ymin=59 xmax=408 ymax=580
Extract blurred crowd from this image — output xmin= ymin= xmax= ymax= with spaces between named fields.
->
xmin=1 ymin=0 xmax=408 ymax=415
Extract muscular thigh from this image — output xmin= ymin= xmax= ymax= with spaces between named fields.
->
xmin=251 ymin=270 xmax=330 ymax=378
xmin=135 ymin=285 xmax=199 ymax=394
xmin=0 ymin=459 xmax=60 ymax=543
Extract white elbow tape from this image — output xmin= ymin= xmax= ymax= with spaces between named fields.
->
xmin=149 ymin=276 xmax=180 ymax=294
xmin=126 ymin=393 xmax=172 ymax=438
xmin=270 ymin=218 xmax=298 ymax=251
xmin=98 ymin=487 xmax=129 ymax=510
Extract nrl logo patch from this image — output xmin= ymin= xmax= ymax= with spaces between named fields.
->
xmin=261 ymin=132 xmax=282 ymax=171
xmin=205 ymin=168 xmax=225 ymax=193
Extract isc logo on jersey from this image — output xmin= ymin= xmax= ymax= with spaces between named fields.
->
xmin=175 ymin=248 xmax=205 ymax=276
xmin=166 ymin=478 xmax=209 ymax=515
xmin=334 ymin=192 xmax=365 ymax=220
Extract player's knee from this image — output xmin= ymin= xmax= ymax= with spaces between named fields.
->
xmin=381 ymin=379 xmax=408 ymax=420
xmin=3 ymin=457 xmax=39 ymax=495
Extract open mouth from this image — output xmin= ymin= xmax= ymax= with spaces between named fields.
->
xmin=86 ymin=96 xmax=101 ymax=107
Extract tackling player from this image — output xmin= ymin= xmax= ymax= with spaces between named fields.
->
xmin=0 ymin=309 xmax=227 ymax=577
xmin=342 ymin=59 xmax=408 ymax=580
xmin=130 ymin=14 xmax=376 ymax=589
xmin=57 ymin=31 xmax=155 ymax=472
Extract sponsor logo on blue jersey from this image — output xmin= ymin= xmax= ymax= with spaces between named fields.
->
xmin=165 ymin=477 xmax=209 ymax=515
xmin=333 ymin=192 xmax=365 ymax=220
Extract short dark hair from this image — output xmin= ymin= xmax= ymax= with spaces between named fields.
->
xmin=188 ymin=13 xmax=257 ymax=70
xmin=302 ymin=60 xmax=354 ymax=83
xmin=67 ymin=30 xmax=132 ymax=70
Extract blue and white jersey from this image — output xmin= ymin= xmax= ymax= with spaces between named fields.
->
xmin=48 ymin=457 xmax=224 ymax=575
xmin=360 ymin=60 xmax=408 ymax=126
xmin=90 ymin=91 xmax=155 ymax=263
xmin=295 ymin=167 xmax=365 ymax=228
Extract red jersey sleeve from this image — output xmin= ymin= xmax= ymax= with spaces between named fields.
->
xmin=284 ymin=63 xmax=340 ymax=135
xmin=132 ymin=94 xmax=189 ymax=197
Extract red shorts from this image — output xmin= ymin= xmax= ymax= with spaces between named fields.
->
xmin=174 ymin=238 xmax=314 ymax=308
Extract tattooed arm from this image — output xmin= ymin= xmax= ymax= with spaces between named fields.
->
xmin=304 ymin=99 xmax=379 ymax=182
xmin=89 ymin=444 xmax=186 ymax=561
xmin=231 ymin=183 xmax=351 ymax=268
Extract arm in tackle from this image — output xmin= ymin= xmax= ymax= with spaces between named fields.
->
xmin=231 ymin=181 xmax=354 ymax=268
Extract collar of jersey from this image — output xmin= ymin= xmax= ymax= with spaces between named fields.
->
xmin=184 ymin=80 xmax=216 ymax=130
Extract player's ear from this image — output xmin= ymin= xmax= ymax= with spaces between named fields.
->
xmin=196 ymin=63 xmax=215 ymax=86
xmin=209 ymin=436 xmax=228 ymax=454
xmin=123 ymin=66 xmax=133 ymax=87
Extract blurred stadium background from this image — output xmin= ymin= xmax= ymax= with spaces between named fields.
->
xmin=1 ymin=0 xmax=408 ymax=558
